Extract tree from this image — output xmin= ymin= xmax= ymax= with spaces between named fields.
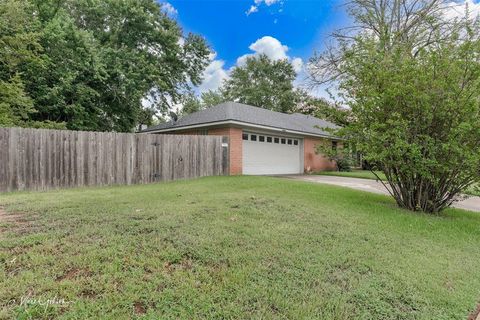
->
xmin=222 ymin=54 xmax=298 ymax=113
xmin=0 ymin=0 xmax=45 ymax=127
xmin=201 ymin=90 xmax=227 ymax=107
xmin=180 ymin=55 xmax=302 ymax=115
xmin=309 ymin=0 xmax=480 ymax=213
xmin=0 ymin=76 xmax=34 ymax=127
xmin=1 ymin=0 xmax=210 ymax=132
xmin=25 ymin=11 xmax=105 ymax=130
xmin=178 ymin=90 xmax=227 ymax=116
xmin=294 ymin=90 xmax=352 ymax=127
xmin=180 ymin=93 xmax=203 ymax=116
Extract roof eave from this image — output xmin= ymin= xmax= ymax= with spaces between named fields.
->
xmin=140 ymin=120 xmax=341 ymax=140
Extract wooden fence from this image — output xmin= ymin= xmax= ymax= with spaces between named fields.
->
xmin=0 ymin=127 xmax=229 ymax=192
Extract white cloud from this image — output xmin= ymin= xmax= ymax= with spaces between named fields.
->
xmin=291 ymin=57 xmax=304 ymax=73
xmin=198 ymin=53 xmax=230 ymax=93
xmin=198 ymin=37 xmax=305 ymax=93
xmin=237 ymin=36 xmax=289 ymax=65
xmin=161 ymin=2 xmax=178 ymax=16
xmin=255 ymin=0 xmax=281 ymax=6
xmin=246 ymin=5 xmax=258 ymax=15
xmin=246 ymin=0 xmax=281 ymax=15
xmin=249 ymin=36 xmax=289 ymax=59
xmin=444 ymin=0 xmax=480 ymax=20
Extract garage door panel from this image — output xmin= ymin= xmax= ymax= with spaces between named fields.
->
xmin=242 ymin=133 xmax=302 ymax=175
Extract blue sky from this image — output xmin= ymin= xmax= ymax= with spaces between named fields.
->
xmin=161 ymin=0 xmax=480 ymax=95
xmin=168 ymin=0 xmax=347 ymax=67
xmin=162 ymin=0 xmax=349 ymax=93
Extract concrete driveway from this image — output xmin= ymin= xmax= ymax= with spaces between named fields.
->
xmin=286 ymin=175 xmax=480 ymax=213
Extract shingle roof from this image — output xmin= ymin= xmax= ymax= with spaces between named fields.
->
xmin=141 ymin=102 xmax=339 ymax=138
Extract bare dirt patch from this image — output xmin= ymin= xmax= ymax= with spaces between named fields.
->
xmin=0 ymin=207 xmax=35 ymax=235
xmin=133 ymin=301 xmax=146 ymax=315
xmin=79 ymin=288 xmax=98 ymax=299
xmin=468 ymin=303 xmax=480 ymax=320
xmin=163 ymin=258 xmax=194 ymax=274
xmin=55 ymin=268 xmax=82 ymax=281
xmin=0 ymin=207 xmax=25 ymax=223
xmin=55 ymin=268 xmax=93 ymax=281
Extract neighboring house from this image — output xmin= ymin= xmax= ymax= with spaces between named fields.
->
xmin=141 ymin=102 xmax=339 ymax=175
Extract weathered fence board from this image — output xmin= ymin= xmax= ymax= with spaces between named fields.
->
xmin=0 ymin=127 xmax=229 ymax=192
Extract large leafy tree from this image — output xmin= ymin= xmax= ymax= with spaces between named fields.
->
xmin=309 ymin=0 xmax=480 ymax=213
xmin=0 ymin=0 xmax=210 ymax=131
xmin=0 ymin=0 xmax=42 ymax=127
xmin=179 ymin=92 xmax=203 ymax=116
xmin=61 ymin=0 xmax=210 ymax=131
xmin=179 ymin=90 xmax=227 ymax=116
xmin=222 ymin=54 xmax=298 ymax=113
xmin=201 ymin=90 xmax=227 ymax=108
xmin=26 ymin=10 xmax=105 ymax=130
xmin=179 ymin=55 xmax=305 ymax=116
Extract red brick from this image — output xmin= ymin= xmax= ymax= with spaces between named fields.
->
xmin=303 ymin=137 xmax=336 ymax=173
xmin=159 ymin=127 xmax=336 ymax=175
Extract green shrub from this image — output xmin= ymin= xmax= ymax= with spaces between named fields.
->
xmin=336 ymin=157 xmax=352 ymax=172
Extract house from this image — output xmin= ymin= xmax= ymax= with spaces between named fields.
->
xmin=141 ymin=102 xmax=339 ymax=175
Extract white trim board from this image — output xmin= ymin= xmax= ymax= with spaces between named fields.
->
xmin=141 ymin=120 xmax=337 ymax=140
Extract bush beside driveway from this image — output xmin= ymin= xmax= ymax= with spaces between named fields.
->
xmin=292 ymin=175 xmax=480 ymax=213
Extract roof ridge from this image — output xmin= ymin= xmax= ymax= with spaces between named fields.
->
xmin=141 ymin=102 xmax=338 ymax=137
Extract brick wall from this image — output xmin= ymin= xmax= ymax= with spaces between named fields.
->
xmin=303 ymin=137 xmax=336 ymax=173
xmin=208 ymin=127 xmax=243 ymax=175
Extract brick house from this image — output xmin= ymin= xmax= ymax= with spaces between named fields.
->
xmin=141 ymin=102 xmax=339 ymax=175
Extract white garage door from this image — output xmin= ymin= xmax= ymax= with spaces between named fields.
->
xmin=242 ymin=132 xmax=302 ymax=175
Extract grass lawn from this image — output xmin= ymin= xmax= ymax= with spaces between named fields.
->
xmin=1 ymin=176 xmax=480 ymax=319
xmin=317 ymin=169 xmax=387 ymax=181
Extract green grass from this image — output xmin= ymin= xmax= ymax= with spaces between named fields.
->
xmin=1 ymin=176 xmax=480 ymax=319
xmin=318 ymin=169 xmax=387 ymax=181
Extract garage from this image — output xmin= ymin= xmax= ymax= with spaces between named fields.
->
xmin=242 ymin=132 xmax=303 ymax=175
xmin=144 ymin=102 xmax=339 ymax=175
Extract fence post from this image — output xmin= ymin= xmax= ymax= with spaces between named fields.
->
xmin=222 ymin=136 xmax=229 ymax=176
